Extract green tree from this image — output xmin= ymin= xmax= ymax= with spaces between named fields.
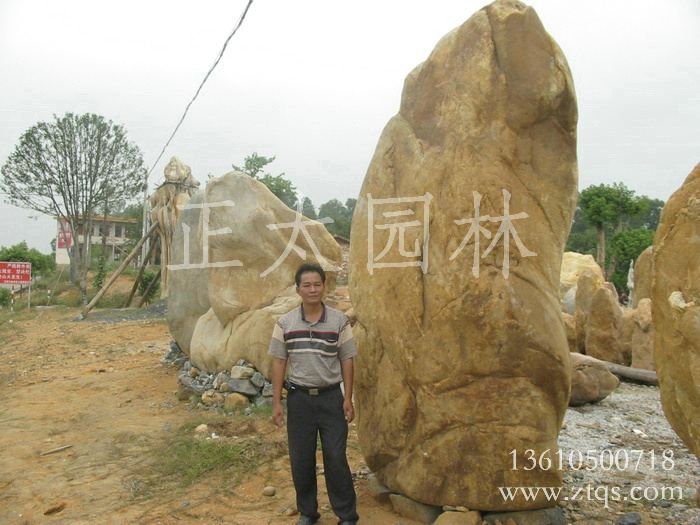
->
xmin=608 ymin=227 xmax=655 ymax=293
xmin=139 ymin=268 xmax=160 ymax=304
xmin=93 ymin=255 xmax=107 ymax=290
xmin=232 ymin=152 xmax=276 ymax=179
xmin=628 ymin=197 xmax=664 ymax=231
xmin=345 ymin=198 xmax=357 ymax=217
xmin=258 ymin=173 xmax=297 ymax=208
xmin=578 ymin=183 xmax=646 ymax=270
xmin=318 ymin=199 xmax=354 ymax=239
xmin=232 ymin=153 xmax=298 ymax=208
xmin=0 ymin=241 xmax=55 ymax=276
xmin=117 ymin=202 xmax=145 ymax=246
xmin=0 ymin=288 xmax=10 ymax=308
xmin=301 ymin=196 xmax=317 ymax=219
xmin=1 ymin=113 xmax=147 ymax=305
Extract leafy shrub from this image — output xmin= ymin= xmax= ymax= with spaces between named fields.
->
xmin=93 ymin=255 xmax=107 ymax=290
xmin=0 ymin=288 xmax=11 ymax=308
xmin=139 ymin=269 xmax=160 ymax=304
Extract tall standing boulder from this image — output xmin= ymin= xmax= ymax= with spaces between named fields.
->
xmin=652 ymin=163 xmax=700 ymax=462
xmin=150 ymin=157 xmax=200 ymax=299
xmin=622 ymin=298 xmax=654 ymax=371
xmin=167 ymin=190 xmax=211 ymax=353
xmin=585 ymin=286 xmax=626 ymax=364
xmin=349 ymin=0 xmax=577 ymax=511
xmin=574 ymin=268 xmax=605 ymax=352
xmin=632 ymin=246 xmax=653 ymax=308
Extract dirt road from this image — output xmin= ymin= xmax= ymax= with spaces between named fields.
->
xmin=0 ymin=307 xmax=417 ymax=525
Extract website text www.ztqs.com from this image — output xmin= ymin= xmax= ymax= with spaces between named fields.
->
xmin=499 ymin=485 xmax=684 ymax=509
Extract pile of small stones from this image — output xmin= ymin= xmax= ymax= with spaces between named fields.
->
xmin=162 ymin=341 xmax=273 ymax=412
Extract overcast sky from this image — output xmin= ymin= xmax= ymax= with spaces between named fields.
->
xmin=1 ymin=0 xmax=699 ymax=253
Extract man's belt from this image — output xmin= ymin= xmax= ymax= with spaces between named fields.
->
xmin=284 ymin=380 xmax=341 ymax=396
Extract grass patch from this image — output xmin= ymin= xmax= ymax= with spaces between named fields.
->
xmin=150 ymin=415 xmax=286 ymax=489
xmin=69 ymin=334 xmax=88 ymax=346
xmin=0 ymin=371 xmax=16 ymax=388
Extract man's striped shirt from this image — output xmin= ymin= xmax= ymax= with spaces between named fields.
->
xmin=268 ymin=304 xmax=357 ymax=388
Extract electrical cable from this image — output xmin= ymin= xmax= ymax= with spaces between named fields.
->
xmin=146 ymin=0 xmax=255 ymax=183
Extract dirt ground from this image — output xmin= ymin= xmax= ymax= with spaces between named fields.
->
xmin=2 ymin=302 xmax=698 ymax=525
xmin=0 ymin=306 xmax=421 ymax=525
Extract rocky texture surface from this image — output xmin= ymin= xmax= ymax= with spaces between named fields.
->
xmin=349 ymin=0 xmax=577 ymax=511
xmin=623 ymin=298 xmax=654 ymax=371
xmin=563 ymin=313 xmax=577 ymax=354
xmin=574 ymin=269 xmax=606 ymax=353
xmin=569 ymin=352 xmax=619 ymax=407
xmin=560 ymin=252 xmax=603 ymax=300
xmin=585 ymin=286 xmax=626 ymax=364
xmin=167 ymin=190 xmax=210 ymax=353
xmin=632 ymin=246 xmax=653 ymax=309
xmin=150 ymin=157 xmax=200 ymax=300
xmin=168 ymin=171 xmax=341 ymax=377
xmin=651 ymin=162 xmax=700 ymax=464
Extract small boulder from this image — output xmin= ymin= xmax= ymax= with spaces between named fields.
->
xmin=434 ymin=511 xmax=482 ymax=525
xmin=390 ymin=494 xmax=441 ymax=524
xmin=231 ymin=365 xmax=255 ymax=380
xmin=569 ymin=353 xmax=619 ymax=406
xmin=201 ymin=389 xmax=224 ymax=406
xmin=224 ymin=393 xmax=250 ymax=411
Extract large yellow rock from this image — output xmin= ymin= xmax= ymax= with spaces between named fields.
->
xmin=169 ymin=171 xmax=342 ymax=375
xmin=585 ymin=286 xmax=626 ymax=364
xmin=574 ymin=269 xmax=605 ymax=352
xmin=559 ymin=252 xmax=602 ymax=300
xmin=652 ymin=162 xmax=700 ymax=462
xmin=622 ymin=298 xmax=654 ymax=371
xmin=632 ymin=246 xmax=653 ymax=308
xmin=167 ymin=191 xmax=211 ymax=353
xmin=349 ymin=0 xmax=577 ymax=511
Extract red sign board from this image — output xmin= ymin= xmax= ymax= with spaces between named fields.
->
xmin=0 ymin=262 xmax=32 ymax=285
xmin=58 ymin=219 xmax=72 ymax=249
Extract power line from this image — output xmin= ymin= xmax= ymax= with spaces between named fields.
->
xmin=146 ymin=0 xmax=255 ymax=182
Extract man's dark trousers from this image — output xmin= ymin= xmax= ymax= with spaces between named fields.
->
xmin=287 ymin=386 xmax=359 ymax=523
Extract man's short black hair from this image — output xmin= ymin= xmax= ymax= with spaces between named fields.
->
xmin=295 ymin=263 xmax=326 ymax=286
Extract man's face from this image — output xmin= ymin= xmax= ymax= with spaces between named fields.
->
xmin=296 ymin=271 xmax=325 ymax=306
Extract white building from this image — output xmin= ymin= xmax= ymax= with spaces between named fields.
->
xmin=55 ymin=216 xmax=139 ymax=265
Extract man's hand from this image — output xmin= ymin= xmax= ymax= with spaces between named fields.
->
xmin=272 ymin=403 xmax=285 ymax=428
xmin=343 ymin=398 xmax=355 ymax=424
xmin=270 ymin=357 xmax=287 ymax=428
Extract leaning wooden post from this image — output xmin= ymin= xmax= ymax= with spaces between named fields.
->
xmin=604 ymin=361 xmax=659 ymax=386
xmin=77 ymin=221 xmax=159 ymax=320
xmin=137 ymin=269 xmax=161 ymax=308
xmin=125 ymin=235 xmax=159 ymax=307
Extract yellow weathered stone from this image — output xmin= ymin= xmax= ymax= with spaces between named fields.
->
xmin=652 ymin=162 xmax=700 ymax=462
xmin=349 ymin=0 xmax=576 ymax=511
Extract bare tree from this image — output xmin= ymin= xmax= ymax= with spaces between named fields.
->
xmin=2 ymin=112 xmax=147 ymax=305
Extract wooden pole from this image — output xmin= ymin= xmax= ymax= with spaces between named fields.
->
xmin=137 ymin=269 xmax=161 ymax=308
xmin=77 ymin=221 xmax=159 ymax=319
xmin=604 ymin=361 xmax=658 ymax=386
xmin=125 ymin=235 xmax=159 ymax=307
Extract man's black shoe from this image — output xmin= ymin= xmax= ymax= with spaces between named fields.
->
xmin=296 ymin=516 xmax=319 ymax=525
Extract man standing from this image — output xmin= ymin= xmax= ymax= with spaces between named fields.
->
xmin=269 ymin=262 xmax=359 ymax=525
